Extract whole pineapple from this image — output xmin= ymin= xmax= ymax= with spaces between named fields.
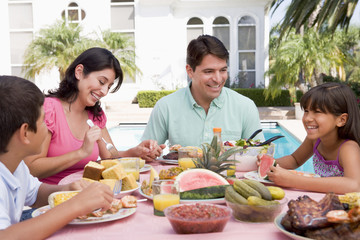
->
xmin=193 ymin=135 xmax=243 ymax=176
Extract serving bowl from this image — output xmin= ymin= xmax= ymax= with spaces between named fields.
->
xmin=224 ymin=142 xmax=275 ymax=172
xmin=164 ymin=203 xmax=231 ymax=234
xmin=225 ymin=197 xmax=287 ymax=223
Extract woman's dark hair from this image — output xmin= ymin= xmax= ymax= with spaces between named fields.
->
xmin=47 ymin=47 xmax=123 ymax=119
xmin=0 ymin=75 xmax=44 ymax=153
xmin=186 ymin=35 xmax=229 ymax=71
xmin=300 ymin=82 xmax=360 ymax=145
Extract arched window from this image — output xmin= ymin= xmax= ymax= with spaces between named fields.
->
xmin=212 ymin=17 xmax=230 ymax=50
xmin=61 ymin=2 xmax=86 ymax=24
xmin=237 ymin=16 xmax=256 ymax=88
xmin=187 ymin=17 xmax=203 ymax=44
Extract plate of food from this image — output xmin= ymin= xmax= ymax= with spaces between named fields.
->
xmin=140 ymin=164 xmax=151 ymax=173
xmin=32 ymin=205 xmax=136 ymax=225
xmin=155 ymin=157 xmax=178 ymax=165
xmin=138 ymin=187 xmax=225 ymax=204
xmin=274 ymin=213 xmax=313 ymax=240
xmin=244 ymin=170 xmax=320 ymax=184
xmin=244 ymin=171 xmax=274 ymax=184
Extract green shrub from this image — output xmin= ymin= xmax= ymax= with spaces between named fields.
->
xmin=137 ymin=90 xmax=175 ymax=108
xmin=137 ymin=88 xmax=303 ymax=108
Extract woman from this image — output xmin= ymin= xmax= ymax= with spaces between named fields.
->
xmin=25 ymin=47 xmax=164 ymax=184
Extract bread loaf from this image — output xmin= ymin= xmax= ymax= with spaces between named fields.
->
xmin=100 ymin=159 xmax=119 ymax=169
xmin=102 ymin=163 xmax=126 ymax=180
xmin=122 ymin=174 xmax=138 ymax=191
xmin=83 ymin=161 xmax=105 ymax=181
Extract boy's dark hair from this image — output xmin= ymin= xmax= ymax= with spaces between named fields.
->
xmin=47 ymin=47 xmax=123 ymax=119
xmin=300 ymin=82 xmax=360 ymax=145
xmin=0 ymin=75 xmax=44 ymax=153
xmin=186 ymin=35 xmax=229 ymax=71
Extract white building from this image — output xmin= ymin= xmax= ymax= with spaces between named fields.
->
xmin=1 ymin=0 xmax=271 ymax=101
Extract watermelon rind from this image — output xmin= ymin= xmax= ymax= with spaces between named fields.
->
xmin=174 ymin=169 xmax=229 ymax=192
xmin=258 ymin=155 xmax=276 ymax=180
xmin=179 ymin=185 xmax=228 ymax=199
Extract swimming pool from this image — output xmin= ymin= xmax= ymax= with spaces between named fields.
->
xmin=108 ymin=122 xmax=314 ymax=173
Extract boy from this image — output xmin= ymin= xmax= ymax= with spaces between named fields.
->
xmin=0 ymin=76 xmax=113 ymax=239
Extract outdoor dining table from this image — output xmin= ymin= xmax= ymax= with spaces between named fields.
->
xmin=47 ymin=161 xmax=325 ymax=240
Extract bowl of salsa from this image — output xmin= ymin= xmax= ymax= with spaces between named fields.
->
xmin=164 ymin=203 xmax=231 ymax=234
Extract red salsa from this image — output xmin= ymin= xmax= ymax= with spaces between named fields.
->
xmin=165 ymin=203 xmax=231 ymax=234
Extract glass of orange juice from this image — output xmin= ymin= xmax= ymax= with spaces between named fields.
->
xmin=178 ymin=147 xmax=198 ymax=169
xmin=152 ymin=180 xmax=180 ymax=216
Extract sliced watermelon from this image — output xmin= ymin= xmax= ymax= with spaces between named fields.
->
xmin=258 ymin=155 xmax=276 ymax=180
xmin=174 ymin=169 xmax=229 ymax=192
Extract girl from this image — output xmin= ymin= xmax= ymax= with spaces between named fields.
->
xmin=267 ymin=82 xmax=360 ymax=194
xmin=24 ymin=47 xmax=165 ymax=184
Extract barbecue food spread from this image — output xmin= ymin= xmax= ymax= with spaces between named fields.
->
xmin=279 ymin=193 xmax=360 ymax=239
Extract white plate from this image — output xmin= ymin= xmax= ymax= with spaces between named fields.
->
xmin=244 ymin=171 xmax=274 ymax=184
xmin=244 ymin=170 xmax=320 ymax=184
xmin=114 ymin=182 xmax=140 ymax=198
xmin=155 ymin=157 xmax=178 ymax=165
xmin=140 ymin=164 xmax=151 ymax=173
xmin=274 ymin=213 xmax=312 ymax=240
xmin=138 ymin=187 xmax=225 ymax=204
xmin=32 ymin=205 xmax=136 ymax=225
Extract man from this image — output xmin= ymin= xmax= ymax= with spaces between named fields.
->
xmin=142 ymin=35 xmax=264 ymax=147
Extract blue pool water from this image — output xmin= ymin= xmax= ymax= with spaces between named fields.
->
xmin=108 ymin=123 xmax=314 ymax=173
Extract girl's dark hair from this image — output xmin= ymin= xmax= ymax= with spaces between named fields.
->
xmin=0 ymin=76 xmax=44 ymax=153
xmin=47 ymin=47 xmax=123 ymax=119
xmin=300 ymin=82 xmax=360 ymax=145
xmin=186 ymin=35 xmax=229 ymax=71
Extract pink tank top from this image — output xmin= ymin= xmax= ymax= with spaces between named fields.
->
xmin=41 ymin=97 xmax=107 ymax=184
xmin=313 ymin=138 xmax=346 ymax=177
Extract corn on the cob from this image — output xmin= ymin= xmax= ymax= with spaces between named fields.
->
xmin=338 ymin=192 xmax=360 ymax=208
xmin=48 ymin=191 xmax=79 ymax=208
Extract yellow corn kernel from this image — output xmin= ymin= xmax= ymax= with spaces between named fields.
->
xmin=53 ymin=192 xmax=78 ymax=207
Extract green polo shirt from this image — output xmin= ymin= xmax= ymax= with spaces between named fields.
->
xmin=141 ymin=84 xmax=264 ymax=147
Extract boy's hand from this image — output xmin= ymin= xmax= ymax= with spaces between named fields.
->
xmin=69 ymin=182 xmax=113 ymax=216
xmin=68 ymin=179 xmax=92 ymax=191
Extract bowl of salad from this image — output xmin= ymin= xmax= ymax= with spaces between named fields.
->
xmin=224 ymin=140 xmax=275 ymax=172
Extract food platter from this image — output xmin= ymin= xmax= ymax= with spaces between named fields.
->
xmin=140 ymin=164 xmax=151 ymax=173
xmin=59 ymin=171 xmax=140 ymax=198
xmin=244 ymin=170 xmax=320 ymax=184
xmin=32 ymin=205 xmax=136 ymax=225
xmin=155 ymin=157 xmax=178 ymax=165
xmin=138 ymin=188 xmax=225 ymax=204
xmin=274 ymin=213 xmax=312 ymax=240
xmin=244 ymin=171 xmax=274 ymax=184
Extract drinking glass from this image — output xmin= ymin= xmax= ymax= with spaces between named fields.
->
xmin=152 ymin=180 xmax=180 ymax=216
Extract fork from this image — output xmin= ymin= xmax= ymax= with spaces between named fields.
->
xmin=113 ymin=180 xmax=122 ymax=195
xmin=86 ymin=119 xmax=119 ymax=158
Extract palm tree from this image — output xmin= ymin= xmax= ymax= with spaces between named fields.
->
xmin=100 ymin=30 xmax=141 ymax=81
xmin=22 ymin=20 xmax=139 ymax=82
xmin=265 ymin=28 xmax=348 ymax=99
xmin=271 ymin=0 xmax=358 ymax=38
xmin=23 ymin=20 xmax=98 ymax=80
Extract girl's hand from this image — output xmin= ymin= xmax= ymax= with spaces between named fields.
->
xmin=256 ymin=153 xmax=263 ymax=167
xmin=267 ymin=164 xmax=295 ymax=188
xmin=80 ymin=125 xmax=102 ymax=158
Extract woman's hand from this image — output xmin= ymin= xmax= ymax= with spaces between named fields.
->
xmin=80 ymin=125 xmax=102 ymax=158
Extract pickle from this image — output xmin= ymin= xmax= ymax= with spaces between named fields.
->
xmin=242 ymin=179 xmax=272 ymax=200
xmin=247 ymin=196 xmax=280 ymax=206
xmin=233 ymin=179 xmax=261 ymax=199
xmin=267 ymin=186 xmax=285 ymax=200
xmin=225 ymin=186 xmax=248 ymax=205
